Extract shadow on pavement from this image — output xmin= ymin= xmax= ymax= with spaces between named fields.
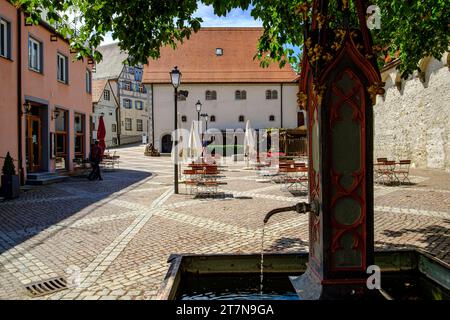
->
xmin=0 ymin=169 xmax=152 ymax=255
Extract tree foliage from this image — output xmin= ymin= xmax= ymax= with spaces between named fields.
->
xmin=373 ymin=0 xmax=449 ymax=77
xmin=13 ymin=0 xmax=449 ymax=76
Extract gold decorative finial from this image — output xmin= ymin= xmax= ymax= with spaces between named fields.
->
xmin=297 ymin=91 xmax=308 ymax=109
xmin=368 ymin=82 xmax=386 ymax=104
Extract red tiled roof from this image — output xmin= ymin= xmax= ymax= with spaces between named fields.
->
xmin=92 ymin=79 xmax=108 ymax=103
xmin=143 ymin=28 xmax=298 ymax=84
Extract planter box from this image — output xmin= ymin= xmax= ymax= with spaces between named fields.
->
xmin=1 ymin=175 xmax=20 ymax=199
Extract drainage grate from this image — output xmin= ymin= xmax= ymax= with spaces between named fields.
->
xmin=25 ymin=277 xmax=68 ymax=297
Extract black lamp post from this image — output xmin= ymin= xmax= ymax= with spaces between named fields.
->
xmin=195 ymin=100 xmax=202 ymax=122
xmin=170 ymin=66 xmax=181 ymax=194
xmin=200 ymin=113 xmax=209 ymax=131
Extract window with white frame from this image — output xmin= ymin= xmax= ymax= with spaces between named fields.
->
xmin=57 ymin=53 xmax=68 ymax=83
xmin=103 ymin=90 xmax=110 ymax=101
xmin=28 ymin=37 xmax=42 ymax=72
xmin=135 ymin=100 xmax=143 ymax=110
xmin=206 ymin=90 xmax=217 ymax=100
xmin=136 ymin=119 xmax=143 ymax=131
xmin=271 ymin=90 xmax=278 ymax=99
xmin=123 ymin=99 xmax=132 ymax=109
xmin=86 ymin=69 xmax=92 ymax=93
xmin=265 ymin=90 xmax=278 ymax=100
xmin=121 ymin=81 xmax=131 ymax=91
xmin=235 ymin=90 xmax=247 ymax=100
xmin=125 ymin=118 xmax=132 ymax=131
xmin=138 ymin=83 xmax=146 ymax=93
xmin=111 ymin=123 xmax=117 ymax=132
xmin=0 ymin=18 xmax=11 ymax=59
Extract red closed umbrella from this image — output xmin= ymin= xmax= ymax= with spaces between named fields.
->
xmin=97 ymin=116 xmax=106 ymax=157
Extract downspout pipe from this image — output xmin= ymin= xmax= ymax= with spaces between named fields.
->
xmin=116 ymin=80 xmax=121 ymax=145
xmin=280 ymin=83 xmax=283 ymax=128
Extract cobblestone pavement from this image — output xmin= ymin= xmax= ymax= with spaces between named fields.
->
xmin=0 ymin=145 xmax=449 ymax=299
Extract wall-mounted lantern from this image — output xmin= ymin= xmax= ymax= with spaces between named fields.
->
xmin=52 ymin=108 xmax=60 ymax=120
xmin=22 ymin=101 xmax=32 ymax=115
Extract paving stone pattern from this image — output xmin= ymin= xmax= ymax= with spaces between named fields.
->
xmin=0 ymin=145 xmax=449 ymax=299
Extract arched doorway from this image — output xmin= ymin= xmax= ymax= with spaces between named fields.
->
xmin=161 ymin=134 xmax=172 ymax=153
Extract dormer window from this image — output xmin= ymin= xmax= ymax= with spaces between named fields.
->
xmin=215 ymin=48 xmax=223 ymax=56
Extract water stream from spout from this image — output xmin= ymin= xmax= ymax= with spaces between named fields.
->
xmin=260 ymin=223 xmax=266 ymax=295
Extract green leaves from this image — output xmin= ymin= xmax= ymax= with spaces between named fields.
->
xmin=15 ymin=0 xmax=449 ymax=75
xmin=372 ymin=0 xmax=449 ymax=76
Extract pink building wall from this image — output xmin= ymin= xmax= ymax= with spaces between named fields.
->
xmin=0 ymin=0 xmax=92 ymax=179
xmin=0 ymin=1 xmax=19 ymax=172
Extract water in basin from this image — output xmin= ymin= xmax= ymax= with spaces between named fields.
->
xmin=178 ymin=272 xmax=449 ymax=300
xmin=179 ymin=273 xmax=301 ymax=300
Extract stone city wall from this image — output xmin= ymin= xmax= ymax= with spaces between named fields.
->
xmin=374 ymin=54 xmax=450 ymax=171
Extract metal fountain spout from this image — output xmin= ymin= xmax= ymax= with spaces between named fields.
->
xmin=263 ymin=200 xmax=320 ymax=224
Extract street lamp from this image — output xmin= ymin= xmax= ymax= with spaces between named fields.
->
xmin=195 ymin=100 xmax=202 ymax=122
xmin=170 ymin=66 xmax=181 ymax=194
xmin=200 ymin=113 xmax=209 ymax=131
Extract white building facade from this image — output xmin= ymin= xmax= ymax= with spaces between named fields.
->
xmin=92 ymin=43 xmax=151 ymax=147
xmin=92 ymin=80 xmax=119 ymax=147
xmin=151 ymin=83 xmax=299 ymax=153
xmin=143 ymin=28 xmax=300 ymax=153
xmin=117 ymin=66 xmax=150 ymax=145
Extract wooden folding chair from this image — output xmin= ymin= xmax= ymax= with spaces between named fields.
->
xmin=394 ymin=160 xmax=411 ymax=184
xmin=379 ymin=160 xmax=396 ymax=185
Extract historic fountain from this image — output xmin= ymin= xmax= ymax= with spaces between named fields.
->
xmin=157 ymin=0 xmax=449 ymax=300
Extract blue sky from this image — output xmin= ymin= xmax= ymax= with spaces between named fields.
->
xmin=194 ymin=3 xmax=262 ymax=27
xmin=101 ymin=3 xmax=262 ymax=45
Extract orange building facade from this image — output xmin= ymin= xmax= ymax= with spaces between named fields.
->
xmin=0 ymin=0 xmax=92 ymax=183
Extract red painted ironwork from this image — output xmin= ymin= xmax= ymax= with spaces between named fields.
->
xmin=328 ymin=69 xmax=367 ymax=271
xmin=305 ymin=66 xmax=322 ymax=269
xmin=295 ymin=0 xmax=383 ymax=295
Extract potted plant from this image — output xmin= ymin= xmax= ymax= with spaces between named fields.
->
xmin=1 ymin=152 xmax=20 ymax=199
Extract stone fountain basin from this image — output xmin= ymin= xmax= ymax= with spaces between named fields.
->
xmin=156 ymin=249 xmax=449 ymax=300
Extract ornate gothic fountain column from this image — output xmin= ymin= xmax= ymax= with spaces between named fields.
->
xmin=292 ymin=0 xmax=385 ymax=299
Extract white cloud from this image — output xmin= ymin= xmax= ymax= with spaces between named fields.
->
xmin=194 ymin=3 xmax=262 ymax=27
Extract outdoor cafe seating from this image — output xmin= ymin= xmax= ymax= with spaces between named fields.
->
xmin=101 ymin=151 xmax=120 ymax=170
xmin=182 ymin=162 xmax=226 ymax=196
xmin=277 ymin=162 xmax=309 ymax=193
xmin=374 ymin=158 xmax=411 ymax=185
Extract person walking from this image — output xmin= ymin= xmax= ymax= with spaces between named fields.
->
xmin=88 ymin=141 xmax=103 ymax=181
